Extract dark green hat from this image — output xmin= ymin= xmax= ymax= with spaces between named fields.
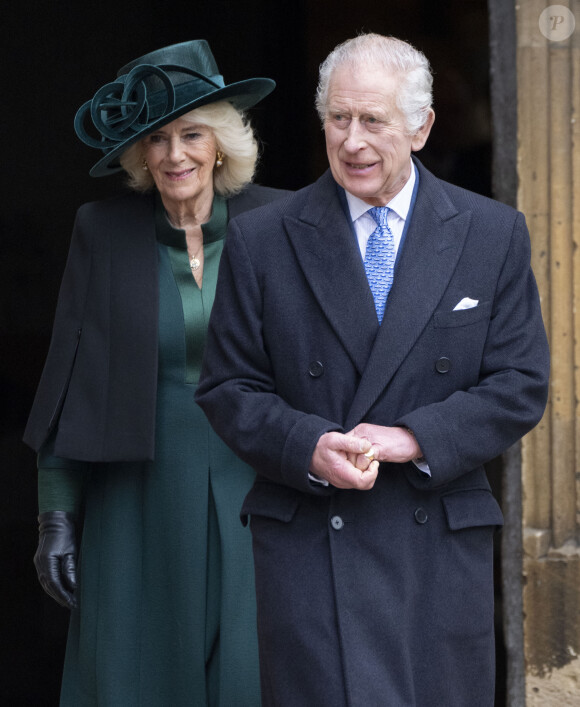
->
xmin=74 ymin=39 xmax=276 ymax=177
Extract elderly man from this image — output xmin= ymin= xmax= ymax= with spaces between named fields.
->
xmin=196 ymin=34 xmax=549 ymax=707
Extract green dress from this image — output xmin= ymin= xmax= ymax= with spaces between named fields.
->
xmin=43 ymin=196 xmax=261 ymax=706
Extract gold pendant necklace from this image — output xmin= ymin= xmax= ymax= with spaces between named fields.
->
xmin=189 ymin=244 xmax=203 ymax=271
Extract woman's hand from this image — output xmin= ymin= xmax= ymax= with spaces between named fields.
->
xmin=34 ymin=511 xmax=78 ymax=610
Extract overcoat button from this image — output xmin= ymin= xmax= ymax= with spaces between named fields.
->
xmin=308 ymin=361 xmax=324 ymax=378
xmin=435 ymin=357 xmax=451 ymax=374
xmin=414 ymin=508 xmax=428 ymax=524
xmin=330 ymin=515 xmax=344 ymax=530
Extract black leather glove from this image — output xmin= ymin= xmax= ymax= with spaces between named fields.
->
xmin=34 ymin=511 xmax=78 ymax=610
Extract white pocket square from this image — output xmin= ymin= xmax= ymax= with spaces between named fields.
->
xmin=453 ymin=297 xmax=479 ymax=311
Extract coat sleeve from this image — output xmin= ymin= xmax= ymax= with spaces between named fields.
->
xmin=397 ymin=211 xmax=550 ymax=487
xmin=23 ymin=206 xmax=93 ymax=452
xmin=196 ymin=218 xmax=339 ymax=495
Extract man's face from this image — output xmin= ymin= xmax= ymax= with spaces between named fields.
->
xmin=324 ymin=63 xmax=434 ymax=206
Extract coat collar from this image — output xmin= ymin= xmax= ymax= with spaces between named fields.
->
xmin=283 ymin=170 xmax=380 ymax=375
xmin=281 ymin=160 xmax=472 ymax=426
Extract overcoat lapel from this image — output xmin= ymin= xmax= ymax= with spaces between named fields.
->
xmin=283 ymin=171 xmax=379 ymax=374
xmin=344 ymin=164 xmax=472 ymax=429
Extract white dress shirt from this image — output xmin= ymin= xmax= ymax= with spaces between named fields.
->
xmin=345 ymin=161 xmax=417 ymax=262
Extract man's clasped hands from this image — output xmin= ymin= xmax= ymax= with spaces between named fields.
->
xmin=309 ymin=423 xmax=423 ymax=490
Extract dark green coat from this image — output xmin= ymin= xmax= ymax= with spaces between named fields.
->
xmin=26 ymin=185 xmax=290 ymax=706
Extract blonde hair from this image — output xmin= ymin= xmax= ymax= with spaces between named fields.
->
xmin=315 ymin=33 xmax=433 ymax=135
xmin=119 ymin=101 xmax=259 ymax=196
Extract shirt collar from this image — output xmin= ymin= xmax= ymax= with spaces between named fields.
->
xmin=344 ymin=160 xmax=417 ymax=223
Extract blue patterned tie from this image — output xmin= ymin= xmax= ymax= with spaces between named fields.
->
xmin=364 ymin=206 xmax=396 ymax=323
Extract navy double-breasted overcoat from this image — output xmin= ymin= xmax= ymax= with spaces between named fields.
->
xmin=196 ymin=160 xmax=550 ymax=707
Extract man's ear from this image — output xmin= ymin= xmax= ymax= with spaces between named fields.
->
xmin=411 ymin=109 xmax=435 ymax=152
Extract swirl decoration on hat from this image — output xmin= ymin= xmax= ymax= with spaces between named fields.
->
xmin=74 ymin=64 xmax=222 ymax=151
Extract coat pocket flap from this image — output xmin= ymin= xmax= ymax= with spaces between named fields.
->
xmin=442 ymin=489 xmax=504 ymax=530
xmin=434 ymin=301 xmax=492 ymax=328
xmin=241 ymin=482 xmax=301 ymax=526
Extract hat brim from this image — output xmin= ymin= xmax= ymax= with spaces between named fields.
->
xmin=87 ymin=77 xmax=275 ymax=177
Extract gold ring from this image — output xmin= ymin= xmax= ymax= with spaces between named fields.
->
xmin=364 ymin=449 xmax=375 ymax=461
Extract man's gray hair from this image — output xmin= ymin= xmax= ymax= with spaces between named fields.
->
xmin=315 ymin=33 xmax=433 ymax=134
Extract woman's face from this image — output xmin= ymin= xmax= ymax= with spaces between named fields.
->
xmin=142 ymin=115 xmax=218 ymax=211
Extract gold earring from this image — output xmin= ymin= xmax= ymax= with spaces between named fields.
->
xmin=142 ymin=157 xmax=148 ymax=171
xmin=216 ymin=151 xmax=224 ymax=167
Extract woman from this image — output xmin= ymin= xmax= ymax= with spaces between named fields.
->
xmin=24 ymin=39 xmax=289 ymax=706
